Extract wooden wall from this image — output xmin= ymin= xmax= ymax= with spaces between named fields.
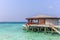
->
xmin=38 ymin=19 xmax=45 ymax=24
xmin=45 ymin=19 xmax=58 ymax=25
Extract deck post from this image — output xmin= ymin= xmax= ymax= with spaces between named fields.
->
xmin=37 ymin=27 xmax=40 ymax=32
xmin=32 ymin=27 xmax=34 ymax=31
xmin=44 ymin=27 xmax=46 ymax=33
xmin=51 ymin=28 xmax=54 ymax=34
xmin=27 ymin=25 xmax=30 ymax=31
xmin=40 ymin=27 xmax=41 ymax=31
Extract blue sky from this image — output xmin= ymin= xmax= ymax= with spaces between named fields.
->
xmin=0 ymin=0 xmax=60 ymax=22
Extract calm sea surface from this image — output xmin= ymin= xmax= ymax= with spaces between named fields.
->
xmin=0 ymin=22 xmax=59 ymax=40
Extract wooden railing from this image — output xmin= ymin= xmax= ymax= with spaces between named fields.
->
xmin=48 ymin=23 xmax=60 ymax=34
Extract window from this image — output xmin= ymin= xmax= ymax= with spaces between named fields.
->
xmin=32 ymin=20 xmax=38 ymax=24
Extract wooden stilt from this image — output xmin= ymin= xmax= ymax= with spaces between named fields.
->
xmin=37 ymin=27 xmax=40 ymax=32
xmin=32 ymin=27 xmax=34 ymax=31
xmin=27 ymin=25 xmax=30 ymax=32
xmin=44 ymin=27 xmax=46 ymax=33
xmin=40 ymin=27 xmax=41 ymax=31
xmin=51 ymin=29 xmax=54 ymax=34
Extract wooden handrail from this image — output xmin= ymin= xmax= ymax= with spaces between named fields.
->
xmin=48 ymin=23 xmax=60 ymax=34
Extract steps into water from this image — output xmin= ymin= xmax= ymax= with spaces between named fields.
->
xmin=49 ymin=24 xmax=60 ymax=34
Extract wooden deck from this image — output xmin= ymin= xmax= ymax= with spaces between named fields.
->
xmin=23 ymin=24 xmax=60 ymax=34
xmin=28 ymin=24 xmax=59 ymax=28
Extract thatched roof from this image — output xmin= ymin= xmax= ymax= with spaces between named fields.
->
xmin=26 ymin=15 xmax=60 ymax=19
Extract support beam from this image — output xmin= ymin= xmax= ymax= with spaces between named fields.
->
xmin=27 ymin=25 xmax=30 ymax=32
xmin=37 ymin=27 xmax=40 ymax=32
xmin=44 ymin=27 xmax=46 ymax=33
xmin=40 ymin=27 xmax=41 ymax=31
xmin=32 ymin=27 xmax=34 ymax=31
xmin=51 ymin=27 xmax=54 ymax=34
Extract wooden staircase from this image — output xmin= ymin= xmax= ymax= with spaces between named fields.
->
xmin=49 ymin=23 xmax=60 ymax=34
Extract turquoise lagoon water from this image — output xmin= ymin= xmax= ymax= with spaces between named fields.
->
xmin=0 ymin=22 xmax=60 ymax=40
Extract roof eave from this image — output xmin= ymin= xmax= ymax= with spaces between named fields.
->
xmin=26 ymin=18 xmax=60 ymax=20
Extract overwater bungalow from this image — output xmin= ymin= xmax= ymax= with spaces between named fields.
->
xmin=24 ymin=15 xmax=60 ymax=34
